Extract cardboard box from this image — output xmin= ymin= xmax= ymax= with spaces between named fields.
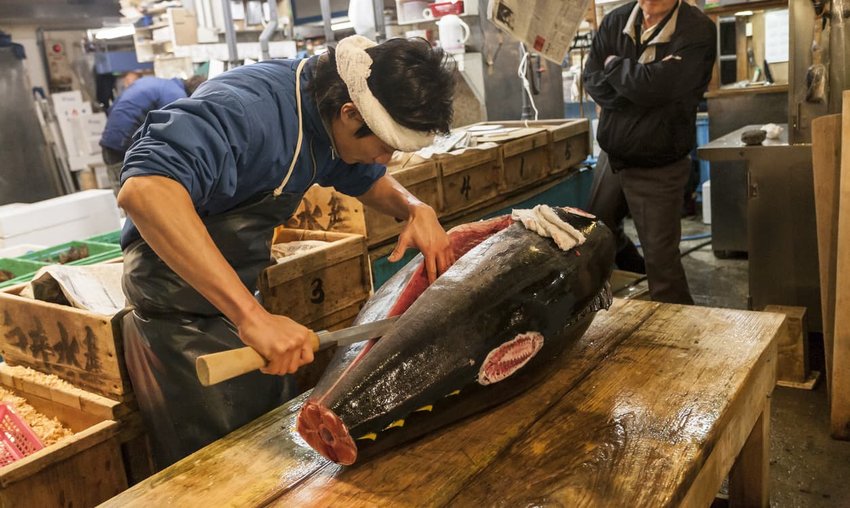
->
xmin=168 ymin=7 xmax=198 ymax=46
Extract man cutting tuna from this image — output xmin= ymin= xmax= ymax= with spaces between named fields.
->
xmin=116 ymin=35 xmax=456 ymax=468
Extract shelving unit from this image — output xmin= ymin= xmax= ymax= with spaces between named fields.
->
xmin=394 ymin=0 xmax=478 ymax=26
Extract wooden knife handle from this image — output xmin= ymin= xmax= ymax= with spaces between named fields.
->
xmin=195 ymin=331 xmax=321 ymax=386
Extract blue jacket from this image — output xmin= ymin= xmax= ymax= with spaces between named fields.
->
xmin=100 ymin=76 xmax=187 ymax=153
xmin=119 ymin=58 xmax=386 ymax=248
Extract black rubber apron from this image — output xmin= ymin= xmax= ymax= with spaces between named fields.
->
xmin=122 ymin=59 xmax=310 ymax=469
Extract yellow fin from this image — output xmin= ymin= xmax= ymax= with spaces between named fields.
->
xmin=384 ymin=419 xmax=405 ymax=430
xmin=356 ymin=433 xmax=377 ymax=441
xmin=415 ymin=405 xmax=433 ymax=412
xmin=445 ymin=390 xmax=461 ymax=397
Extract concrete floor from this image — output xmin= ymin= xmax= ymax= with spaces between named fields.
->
xmin=625 ymin=216 xmax=850 ymax=507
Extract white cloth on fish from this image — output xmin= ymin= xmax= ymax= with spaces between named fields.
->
xmin=511 ymin=205 xmax=586 ymax=251
xmin=335 ymin=35 xmax=435 ymax=152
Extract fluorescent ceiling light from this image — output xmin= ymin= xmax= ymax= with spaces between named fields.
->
xmin=93 ymin=25 xmax=136 ymax=40
xmin=734 ymin=10 xmax=754 ymax=16
xmin=331 ymin=20 xmax=354 ymax=31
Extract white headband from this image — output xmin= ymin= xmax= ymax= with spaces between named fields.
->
xmin=335 ymin=35 xmax=435 ymax=152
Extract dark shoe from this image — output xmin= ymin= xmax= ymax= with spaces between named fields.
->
xmin=615 ymin=242 xmax=646 ymax=274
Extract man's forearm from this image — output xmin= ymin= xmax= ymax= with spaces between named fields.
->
xmin=117 ymin=175 xmax=264 ymax=327
xmin=357 ymin=174 xmax=427 ymax=219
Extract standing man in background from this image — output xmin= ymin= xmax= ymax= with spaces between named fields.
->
xmin=583 ymin=0 xmax=716 ymax=304
xmin=100 ymin=73 xmax=206 ymax=165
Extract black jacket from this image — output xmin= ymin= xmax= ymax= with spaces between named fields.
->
xmin=583 ymin=1 xmax=716 ymax=170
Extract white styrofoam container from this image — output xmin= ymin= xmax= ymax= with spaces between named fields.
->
xmin=0 ymin=190 xmax=121 ymax=248
xmin=50 ymin=90 xmax=83 ymax=110
xmin=73 ymin=112 xmax=107 ymax=156
xmin=702 ymin=180 xmax=711 ymax=225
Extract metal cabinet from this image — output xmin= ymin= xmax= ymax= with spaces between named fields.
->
xmin=698 ymin=124 xmax=821 ymax=331
xmin=704 ymin=85 xmax=788 ymax=255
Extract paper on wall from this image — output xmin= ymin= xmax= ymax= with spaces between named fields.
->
xmin=487 ymin=0 xmax=592 ymax=64
xmin=764 ymin=9 xmax=789 ymax=63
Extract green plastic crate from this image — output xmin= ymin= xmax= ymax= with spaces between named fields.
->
xmin=0 ymin=258 xmax=48 ymax=289
xmin=85 ymin=230 xmax=121 ymax=245
xmin=21 ymin=241 xmax=122 ymax=266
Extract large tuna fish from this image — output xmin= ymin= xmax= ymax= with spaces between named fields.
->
xmin=297 ymin=206 xmax=615 ymax=465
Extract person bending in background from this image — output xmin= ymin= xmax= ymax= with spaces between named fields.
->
xmin=116 ymin=36 xmax=456 ymax=469
xmin=99 ymin=73 xmax=206 ymax=165
xmin=583 ymin=0 xmax=716 ymax=304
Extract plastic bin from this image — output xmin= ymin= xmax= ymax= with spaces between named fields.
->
xmin=0 ymin=258 xmax=48 ymax=289
xmin=0 ymin=403 xmax=44 ymax=466
xmin=695 ymin=113 xmax=710 ymax=202
xmin=20 ymin=241 xmax=121 ymax=266
xmin=85 ymin=230 xmax=121 ymax=245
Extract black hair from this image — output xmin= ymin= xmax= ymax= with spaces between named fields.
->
xmin=309 ymin=38 xmax=454 ymax=140
xmin=183 ymin=75 xmax=207 ymax=96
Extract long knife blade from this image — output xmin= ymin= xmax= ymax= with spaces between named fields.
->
xmin=195 ymin=316 xmax=400 ymax=386
xmin=315 ymin=316 xmax=399 ymax=349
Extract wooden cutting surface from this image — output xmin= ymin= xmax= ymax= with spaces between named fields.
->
xmin=102 ymin=300 xmax=783 ymax=507
xmin=810 ymin=114 xmax=840 ymax=407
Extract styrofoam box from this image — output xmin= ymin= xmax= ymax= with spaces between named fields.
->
xmin=74 ymin=112 xmax=107 ymax=137
xmin=50 ymin=90 xmax=83 ymax=110
xmin=0 ymin=190 xmax=121 ymax=248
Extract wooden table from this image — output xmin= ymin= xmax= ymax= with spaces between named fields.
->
xmin=102 ymin=300 xmax=784 ymax=507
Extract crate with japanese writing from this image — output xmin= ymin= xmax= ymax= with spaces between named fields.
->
xmin=0 ymin=285 xmax=132 ymax=401
xmin=495 ymin=119 xmax=591 ymax=176
xmin=0 ymin=362 xmax=131 ymax=507
xmin=434 ymin=145 xmax=501 ymax=217
xmin=259 ymin=229 xmax=372 ymax=329
xmin=285 ymin=185 xmax=366 ymax=236
xmin=363 ymin=153 xmax=443 ymax=247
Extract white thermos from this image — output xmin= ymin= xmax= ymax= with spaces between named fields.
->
xmin=437 ymin=14 xmax=470 ymax=55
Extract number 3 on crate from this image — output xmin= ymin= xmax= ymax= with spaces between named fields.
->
xmin=310 ymin=278 xmax=325 ymax=304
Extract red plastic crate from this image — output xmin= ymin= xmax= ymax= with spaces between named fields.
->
xmin=0 ymin=403 xmax=44 ymax=467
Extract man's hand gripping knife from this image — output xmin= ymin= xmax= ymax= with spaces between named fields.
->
xmin=118 ymin=175 xmax=315 ymax=377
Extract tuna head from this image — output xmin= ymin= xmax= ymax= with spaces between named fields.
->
xmin=297 ymin=207 xmax=615 ymax=465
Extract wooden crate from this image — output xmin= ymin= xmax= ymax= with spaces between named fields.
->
xmin=496 ymin=128 xmax=551 ymax=192
xmin=285 ymin=185 xmax=366 ymax=236
xmin=435 ymin=146 xmax=501 ymax=217
xmin=260 ymin=229 xmax=372 ymax=327
xmin=764 ymin=305 xmax=820 ymax=390
xmin=0 ymin=362 xmax=153 ymax=483
xmin=363 ymin=156 xmax=443 ymax=247
xmin=0 ymin=287 xmax=132 ymax=401
xmin=0 ymin=363 xmax=128 ymax=507
xmin=495 ymin=119 xmax=591 ymax=176
xmin=464 ymin=124 xmax=551 ymax=193
xmin=548 ymin=120 xmax=591 ymax=175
